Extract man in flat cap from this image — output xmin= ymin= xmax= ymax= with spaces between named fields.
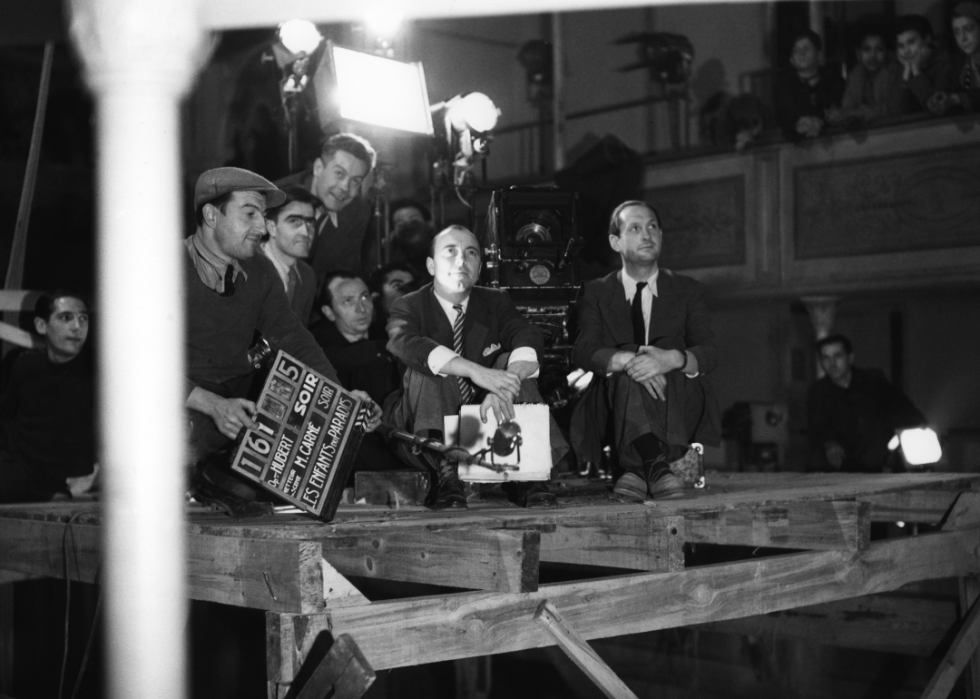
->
xmin=185 ymin=166 xmax=380 ymax=514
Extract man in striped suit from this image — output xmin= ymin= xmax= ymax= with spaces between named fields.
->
xmin=384 ymin=225 xmax=561 ymax=509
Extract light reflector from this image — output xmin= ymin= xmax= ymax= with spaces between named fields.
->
xmin=328 ymin=44 xmax=433 ymax=135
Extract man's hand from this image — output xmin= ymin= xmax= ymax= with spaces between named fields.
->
xmin=468 ymin=365 xmax=521 ymax=401
xmin=187 ymin=387 xmax=258 ymax=440
xmin=625 ymin=346 xmax=682 ymax=382
xmin=606 ymin=351 xmax=636 ymax=374
xmin=480 ymin=393 xmax=515 ymax=424
xmin=639 ymin=375 xmax=667 ymax=401
xmin=351 ymin=390 xmax=382 ymax=432
xmin=506 ymin=360 xmax=538 ymax=381
xmin=824 ymin=441 xmax=846 ymax=469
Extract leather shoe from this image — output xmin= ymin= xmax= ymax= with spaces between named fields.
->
xmin=612 ymin=459 xmax=684 ymax=501
xmin=502 ymin=481 xmax=557 ymax=508
xmin=431 ymin=459 xmax=467 ymax=510
xmin=191 ymin=476 xmax=274 ymax=517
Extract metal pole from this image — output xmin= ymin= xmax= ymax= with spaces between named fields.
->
xmin=68 ymin=1 xmax=207 ymax=698
xmin=551 ymin=13 xmax=565 ymax=173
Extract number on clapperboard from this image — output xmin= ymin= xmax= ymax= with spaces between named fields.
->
xmin=275 ymin=355 xmax=303 ymax=382
xmin=245 ymin=432 xmax=272 ymax=456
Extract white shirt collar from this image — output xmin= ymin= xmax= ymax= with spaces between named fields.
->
xmin=433 ymin=289 xmax=470 ymax=323
xmin=621 ymin=268 xmax=659 ymax=301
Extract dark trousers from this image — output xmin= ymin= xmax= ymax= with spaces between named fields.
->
xmin=0 ymin=450 xmax=67 ymax=504
xmin=571 ymin=371 xmax=713 ymax=472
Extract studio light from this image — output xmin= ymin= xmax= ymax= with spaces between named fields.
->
xmin=327 ymin=44 xmax=433 ymax=135
xmin=278 ymin=19 xmax=323 ymax=56
xmin=363 ymin=2 xmax=404 ymax=42
xmin=898 ymin=427 xmax=943 ymax=466
xmin=445 ymin=92 xmax=500 ymax=135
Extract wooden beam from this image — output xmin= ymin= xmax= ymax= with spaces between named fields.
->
xmin=960 ymin=577 xmax=980 ymax=699
xmin=923 ymin=595 xmax=980 ymax=699
xmin=535 ymin=601 xmax=639 ymax=699
xmin=943 ymin=493 xmax=980 ymax=532
xmin=268 ymin=527 xmax=980 ymax=676
xmin=539 ymin=514 xmax=684 ymax=572
xmin=293 ymin=633 xmax=375 ymax=699
xmin=0 ymin=517 xmax=366 ymax=613
xmin=321 ymin=528 xmax=540 ymax=592
xmin=865 ymin=489 xmax=961 ymax=524
xmin=685 ymin=500 xmax=869 ymax=551
xmin=696 ymin=593 xmax=956 ymax=656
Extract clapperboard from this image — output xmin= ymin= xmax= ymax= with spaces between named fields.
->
xmin=231 ymin=350 xmax=368 ymax=521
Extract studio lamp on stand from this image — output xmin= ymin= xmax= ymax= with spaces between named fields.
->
xmin=272 ymin=20 xmax=324 ymax=172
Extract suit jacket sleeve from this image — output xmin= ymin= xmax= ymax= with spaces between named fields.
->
xmin=386 ymin=292 xmax=442 ymax=376
xmin=489 ymin=289 xmax=543 ymax=358
xmin=572 ymin=281 xmax=623 ymax=376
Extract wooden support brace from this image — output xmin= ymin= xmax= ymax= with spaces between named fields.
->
xmin=534 ymin=601 xmax=639 ymax=699
xmin=321 ymin=528 xmax=540 ymax=592
xmin=922 ymin=594 xmax=980 ymax=699
xmin=960 ymin=576 xmax=980 ymax=699
xmin=292 ymin=633 xmax=375 ymax=699
xmin=539 ymin=514 xmax=684 ymax=572
xmin=685 ymin=500 xmax=870 ymax=551
xmin=942 ymin=493 xmax=980 ymax=532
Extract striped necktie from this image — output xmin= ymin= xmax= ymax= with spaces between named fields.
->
xmin=453 ymin=304 xmax=474 ymax=404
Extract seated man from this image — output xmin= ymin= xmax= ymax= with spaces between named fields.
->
xmin=185 ymin=167 xmax=380 ymax=513
xmin=261 ymin=184 xmax=319 ymax=325
xmin=311 ymin=270 xmax=400 ymax=406
xmin=807 ymin=334 xmax=926 ymax=473
xmin=384 ymin=225 xmax=565 ymax=509
xmin=571 ymin=200 xmax=720 ymax=500
xmin=310 ymin=271 xmax=404 ymax=477
xmin=0 ymin=291 xmax=96 ymax=503
xmin=827 ymin=25 xmax=903 ymax=125
xmin=369 ymin=262 xmax=417 ymax=327
xmin=775 ymin=29 xmax=846 ymax=141
xmin=935 ymin=2 xmax=980 ymax=113
xmin=894 ymin=15 xmax=955 ymax=114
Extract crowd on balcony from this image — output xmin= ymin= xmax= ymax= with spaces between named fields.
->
xmin=774 ymin=2 xmax=980 ymax=143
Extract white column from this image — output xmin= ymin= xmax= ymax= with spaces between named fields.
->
xmin=67 ymin=2 xmax=209 ymax=698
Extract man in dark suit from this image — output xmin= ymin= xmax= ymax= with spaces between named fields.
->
xmin=260 ymin=185 xmax=318 ymax=325
xmin=572 ymin=200 xmax=720 ymax=500
xmin=278 ymin=133 xmax=376 ymax=284
xmin=384 ymin=225 xmax=560 ymax=509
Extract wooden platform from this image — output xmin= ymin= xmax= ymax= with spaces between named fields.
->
xmin=2 ymin=471 xmax=980 ymax=698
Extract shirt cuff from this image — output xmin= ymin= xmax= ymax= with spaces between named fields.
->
xmin=507 ymin=347 xmax=540 ymax=378
xmin=428 ymin=345 xmax=459 ymax=376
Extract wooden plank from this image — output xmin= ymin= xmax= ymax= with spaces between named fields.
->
xmin=943 ymin=493 xmax=980 ymax=532
xmin=321 ymin=528 xmax=540 ymax=592
xmin=685 ymin=500 xmax=869 ymax=551
xmin=865 ymin=489 xmax=961 ymax=524
xmin=534 ymin=601 xmax=639 ymax=699
xmin=696 ymin=593 xmax=957 ymax=656
xmin=294 ymin=633 xmax=375 ymax=699
xmin=923 ymin=594 xmax=980 ymax=699
xmin=268 ymin=527 xmax=980 ymax=676
xmin=960 ymin=577 xmax=980 ymax=699
xmin=0 ymin=516 xmax=365 ymax=613
xmin=539 ymin=514 xmax=684 ymax=572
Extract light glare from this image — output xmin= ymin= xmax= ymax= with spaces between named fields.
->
xmin=899 ymin=427 xmax=942 ymax=466
xmin=332 ymin=46 xmax=433 ymax=135
xmin=364 ymin=3 xmax=404 ymax=38
xmin=448 ymin=92 xmax=500 ymax=133
xmin=279 ymin=20 xmax=323 ymax=55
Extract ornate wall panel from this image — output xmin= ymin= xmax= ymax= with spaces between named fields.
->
xmin=794 ymin=143 xmax=980 ymax=260
xmin=646 ymin=175 xmax=746 ymax=270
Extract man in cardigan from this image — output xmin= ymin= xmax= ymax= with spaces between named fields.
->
xmin=260 ymin=184 xmax=319 ymax=325
xmin=572 ymin=200 xmax=720 ymax=500
xmin=186 ymin=167 xmax=380 ymax=514
xmin=384 ymin=225 xmax=561 ymax=509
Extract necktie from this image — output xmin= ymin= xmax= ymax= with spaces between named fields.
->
xmin=631 ymin=281 xmax=647 ymax=346
xmin=453 ymin=304 xmax=474 ymax=404
xmin=286 ymin=266 xmax=299 ymax=303
xmin=220 ymin=264 xmax=235 ymax=297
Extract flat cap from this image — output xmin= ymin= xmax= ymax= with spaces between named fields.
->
xmin=194 ymin=167 xmax=286 ymax=209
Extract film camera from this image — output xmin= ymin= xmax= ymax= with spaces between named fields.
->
xmin=482 ymin=187 xmax=581 ymax=406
